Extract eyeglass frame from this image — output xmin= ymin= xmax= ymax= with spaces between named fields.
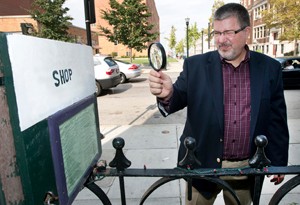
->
xmin=211 ymin=26 xmax=247 ymax=38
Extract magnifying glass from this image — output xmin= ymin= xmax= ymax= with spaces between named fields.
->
xmin=148 ymin=42 xmax=167 ymax=71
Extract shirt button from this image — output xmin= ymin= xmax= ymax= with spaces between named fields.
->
xmin=220 ymin=138 xmax=223 ymax=142
xmin=217 ymin=158 xmax=221 ymax=163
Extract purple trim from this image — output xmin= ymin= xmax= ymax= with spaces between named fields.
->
xmin=48 ymin=94 xmax=101 ymax=205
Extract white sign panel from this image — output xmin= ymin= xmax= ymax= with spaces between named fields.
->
xmin=7 ymin=35 xmax=95 ymax=131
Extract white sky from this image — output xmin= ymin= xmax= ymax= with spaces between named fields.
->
xmin=64 ymin=0 xmax=240 ymax=50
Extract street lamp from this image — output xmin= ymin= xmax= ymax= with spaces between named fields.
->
xmin=185 ymin=17 xmax=190 ymax=58
xmin=208 ymin=22 xmax=211 ymax=50
xmin=201 ymin=29 xmax=204 ymax=54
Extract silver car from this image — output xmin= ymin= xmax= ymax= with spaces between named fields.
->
xmin=93 ymin=55 xmax=121 ymax=96
xmin=114 ymin=59 xmax=142 ymax=83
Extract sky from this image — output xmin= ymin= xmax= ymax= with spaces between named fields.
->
xmin=64 ymin=0 xmax=240 ymax=50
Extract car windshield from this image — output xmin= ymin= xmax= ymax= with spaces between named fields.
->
xmin=275 ymin=58 xmax=285 ymax=63
xmin=104 ymin=58 xmax=117 ymax=67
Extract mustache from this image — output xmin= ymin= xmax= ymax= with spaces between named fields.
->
xmin=218 ymin=43 xmax=231 ymax=48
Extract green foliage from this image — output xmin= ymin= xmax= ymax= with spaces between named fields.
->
xmin=168 ymin=26 xmax=177 ymax=50
xmin=188 ymin=23 xmax=201 ymax=51
xmin=111 ymin=52 xmax=118 ymax=58
xmin=99 ymin=0 xmax=159 ymax=57
xmin=118 ymin=57 xmax=177 ymax=65
xmin=262 ymin=0 xmax=300 ymax=55
xmin=29 ymin=0 xmax=73 ymax=42
xmin=175 ymin=39 xmax=185 ymax=55
xmin=172 ymin=0 xmax=224 ymax=55
xmin=209 ymin=0 xmax=225 ymax=23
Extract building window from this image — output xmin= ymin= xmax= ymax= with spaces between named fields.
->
xmin=254 ymin=3 xmax=267 ymax=19
xmin=253 ymin=25 xmax=267 ymax=40
xmin=274 ymin=32 xmax=278 ymax=40
xmin=266 ymin=45 xmax=269 ymax=54
xmin=281 ymin=44 xmax=284 ymax=54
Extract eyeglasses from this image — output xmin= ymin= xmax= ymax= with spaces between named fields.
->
xmin=212 ymin=26 xmax=247 ymax=38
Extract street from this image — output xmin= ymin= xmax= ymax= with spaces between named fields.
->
xmin=97 ymin=68 xmax=300 ymax=127
xmin=97 ymin=69 xmax=186 ymax=128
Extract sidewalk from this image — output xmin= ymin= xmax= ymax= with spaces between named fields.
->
xmin=73 ymin=61 xmax=300 ymax=205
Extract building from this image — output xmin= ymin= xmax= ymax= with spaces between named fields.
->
xmin=0 ymin=0 xmax=98 ymax=52
xmin=92 ymin=0 xmax=160 ymax=57
xmin=241 ymin=0 xmax=299 ymax=57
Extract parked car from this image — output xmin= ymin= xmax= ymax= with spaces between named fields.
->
xmin=93 ymin=54 xmax=121 ymax=96
xmin=114 ymin=59 xmax=142 ymax=83
xmin=275 ymin=56 xmax=300 ymax=88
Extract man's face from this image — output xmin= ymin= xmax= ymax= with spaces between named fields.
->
xmin=214 ymin=17 xmax=249 ymax=62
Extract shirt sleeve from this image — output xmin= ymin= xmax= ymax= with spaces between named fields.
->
xmin=157 ymin=97 xmax=171 ymax=117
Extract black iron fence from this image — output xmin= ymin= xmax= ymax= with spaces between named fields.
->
xmin=85 ymin=136 xmax=300 ymax=205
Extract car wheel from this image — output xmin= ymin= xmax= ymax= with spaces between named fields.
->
xmin=95 ymin=81 xmax=102 ymax=96
xmin=120 ymin=73 xmax=127 ymax=84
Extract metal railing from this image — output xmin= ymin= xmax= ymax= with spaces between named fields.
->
xmin=85 ymin=135 xmax=300 ymax=205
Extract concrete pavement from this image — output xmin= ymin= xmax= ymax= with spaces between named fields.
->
xmin=73 ymin=60 xmax=300 ymax=204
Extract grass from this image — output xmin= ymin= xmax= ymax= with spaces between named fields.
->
xmin=116 ymin=57 xmax=178 ymax=66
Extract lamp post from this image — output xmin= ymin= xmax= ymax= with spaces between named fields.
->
xmin=84 ymin=0 xmax=96 ymax=46
xmin=208 ymin=22 xmax=210 ymax=50
xmin=201 ymin=29 xmax=204 ymax=54
xmin=185 ymin=17 xmax=190 ymax=58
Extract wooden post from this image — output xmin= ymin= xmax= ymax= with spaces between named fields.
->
xmin=0 ymin=71 xmax=24 ymax=205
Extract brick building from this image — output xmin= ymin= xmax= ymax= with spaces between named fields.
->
xmin=0 ymin=0 xmax=98 ymax=50
xmin=241 ymin=0 xmax=299 ymax=57
xmin=92 ymin=0 xmax=160 ymax=57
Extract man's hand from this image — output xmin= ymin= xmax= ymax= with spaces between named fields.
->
xmin=267 ymin=175 xmax=285 ymax=185
xmin=148 ymin=69 xmax=173 ymax=100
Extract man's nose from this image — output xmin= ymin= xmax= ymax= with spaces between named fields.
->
xmin=217 ymin=34 xmax=227 ymax=43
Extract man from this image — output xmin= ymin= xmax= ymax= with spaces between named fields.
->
xmin=148 ymin=3 xmax=289 ymax=205
xmin=284 ymin=60 xmax=294 ymax=69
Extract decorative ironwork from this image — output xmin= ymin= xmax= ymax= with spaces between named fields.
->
xmin=86 ymin=136 xmax=300 ymax=205
xmin=249 ymin=135 xmax=271 ymax=169
xmin=178 ymin=136 xmax=201 ymax=169
xmin=109 ymin=137 xmax=131 ymax=171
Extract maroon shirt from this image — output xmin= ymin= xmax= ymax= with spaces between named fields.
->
xmin=158 ymin=48 xmax=252 ymax=161
xmin=222 ymin=49 xmax=251 ymax=160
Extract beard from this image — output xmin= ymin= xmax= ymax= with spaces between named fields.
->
xmin=217 ymin=43 xmax=238 ymax=61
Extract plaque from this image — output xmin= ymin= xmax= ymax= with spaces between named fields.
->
xmin=48 ymin=95 xmax=101 ymax=205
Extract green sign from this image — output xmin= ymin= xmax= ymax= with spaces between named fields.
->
xmin=60 ymin=103 xmax=99 ymax=196
xmin=48 ymin=95 xmax=101 ymax=205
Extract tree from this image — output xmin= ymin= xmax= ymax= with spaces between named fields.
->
xmin=209 ymin=0 xmax=225 ymax=24
xmin=175 ymin=39 xmax=184 ymax=56
xmin=168 ymin=26 xmax=177 ymax=53
xmin=99 ymin=0 xmax=159 ymax=62
xmin=262 ymin=0 xmax=300 ymax=55
xmin=189 ymin=23 xmax=201 ymax=54
xmin=29 ymin=0 xmax=73 ymax=42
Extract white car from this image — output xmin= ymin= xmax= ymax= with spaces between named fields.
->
xmin=93 ymin=55 xmax=121 ymax=96
xmin=114 ymin=59 xmax=142 ymax=83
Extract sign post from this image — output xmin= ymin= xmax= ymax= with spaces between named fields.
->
xmin=0 ymin=33 xmax=101 ymax=205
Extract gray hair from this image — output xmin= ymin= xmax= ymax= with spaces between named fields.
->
xmin=214 ymin=3 xmax=250 ymax=28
